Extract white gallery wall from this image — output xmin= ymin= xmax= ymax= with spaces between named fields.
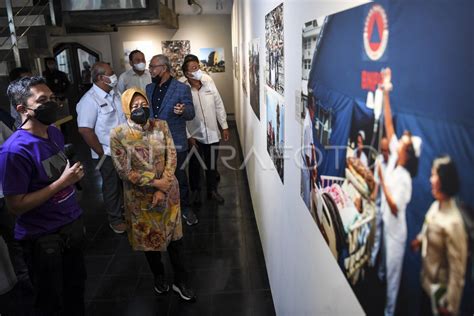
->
xmin=232 ymin=0 xmax=370 ymax=314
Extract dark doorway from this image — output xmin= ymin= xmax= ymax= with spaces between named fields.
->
xmin=53 ymin=43 xmax=99 ymax=108
xmin=52 ymin=43 xmax=99 ymax=143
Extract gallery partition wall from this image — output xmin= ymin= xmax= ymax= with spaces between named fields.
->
xmin=231 ymin=0 xmax=474 ymax=315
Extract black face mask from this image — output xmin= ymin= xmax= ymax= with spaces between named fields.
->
xmin=130 ymin=107 xmax=150 ymax=125
xmin=152 ymin=75 xmax=161 ymax=84
xmin=32 ymin=101 xmax=59 ymax=126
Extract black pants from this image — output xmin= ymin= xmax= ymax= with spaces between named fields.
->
xmin=175 ymin=151 xmax=190 ymax=206
xmin=0 ymin=199 xmax=30 ymax=283
xmin=189 ymin=141 xmax=220 ymax=193
xmin=420 ymin=289 xmax=434 ymax=316
xmin=144 ymin=239 xmax=188 ymax=284
xmin=98 ymin=156 xmax=124 ymax=225
xmin=21 ymin=218 xmax=86 ymax=316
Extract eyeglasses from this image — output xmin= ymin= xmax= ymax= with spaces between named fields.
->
xmin=149 ymin=64 xmax=164 ymax=69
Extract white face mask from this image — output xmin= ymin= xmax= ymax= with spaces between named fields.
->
xmin=191 ymin=69 xmax=203 ymax=81
xmin=105 ymin=74 xmax=118 ymax=88
xmin=134 ymin=62 xmax=146 ymax=71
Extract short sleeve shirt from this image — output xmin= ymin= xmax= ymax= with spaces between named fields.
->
xmin=76 ymin=84 xmax=126 ymax=158
xmin=0 ymin=126 xmax=82 ymax=239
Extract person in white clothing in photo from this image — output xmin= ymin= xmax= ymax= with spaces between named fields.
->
xmin=377 ymin=68 xmax=421 ymax=316
xmin=181 ymin=54 xmax=229 ymax=206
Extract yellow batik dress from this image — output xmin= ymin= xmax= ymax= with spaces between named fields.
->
xmin=110 ymin=119 xmax=182 ymax=251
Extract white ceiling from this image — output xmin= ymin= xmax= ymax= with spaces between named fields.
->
xmin=175 ymin=0 xmax=233 ymax=15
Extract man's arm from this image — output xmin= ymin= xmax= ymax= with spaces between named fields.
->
xmin=76 ymin=98 xmax=103 ymax=156
xmin=6 ymin=161 xmax=84 ymax=215
xmin=381 ymin=68 xmax=395 ymax=141
xmin=78 ymin=127 xmax=104 ymax=157
xmin=181 ymin=85 xmax=195 ymax=121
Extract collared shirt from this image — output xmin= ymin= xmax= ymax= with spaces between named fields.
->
xmin=419 ymin=198 xmax=467 ymax=315
xmin=117 ymin=68 xmax=152 ymax=94
xmin=381 ymin=135 xmax=412 ymax=243
xmin=182 ymin=74 xmax=228 ymax=144
xmin=151 ymin=77 xmax=172 ymax=119
xmin=76 ymin=84 xmax=126 ymax=159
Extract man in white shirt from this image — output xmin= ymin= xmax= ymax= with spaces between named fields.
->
xmin=76 ymin=62 xmax=127 ymax=234
xmin=181 ymin=54 xmax=229 ymax=206
xmin=117 ymin=50 xmax=152 ymax=93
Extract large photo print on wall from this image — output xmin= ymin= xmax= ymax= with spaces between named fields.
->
xmin=301 ymin=1 xmax=473 ymax=316
xmin=199 ymin=47 xmax=225 ymax=73
xmin=161 ymin=40 xmax=191 ymax=78
xmin=249 ymin=38 xmax=260 ymax=120
xmin=265 ymin=3 xmax=284 ymax=96
xmin=266 ymin=87 xmax=284 ymax=183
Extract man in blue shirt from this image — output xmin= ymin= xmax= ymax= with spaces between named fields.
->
xmin=146 ymin=55 xmax=197 ymax=226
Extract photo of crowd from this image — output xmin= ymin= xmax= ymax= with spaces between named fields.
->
xmin=249 ymin=38 xmax=260 ymax=120
xmin=265 ymin=3 xmax=284 ymax=96
xmin=198 ymin=47 xmax=225 ymax=73
xmin=161 ymin=40 xmax=191 ymax=78
xmin=266 ymin=87 xmax=285 ymax=183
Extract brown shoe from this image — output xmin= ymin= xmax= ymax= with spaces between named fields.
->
xmin=109 ymin=222 xmax=127 ymax=234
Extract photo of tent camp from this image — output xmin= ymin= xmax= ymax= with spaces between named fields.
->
xmin=266 ymin=87 xmax=285 ymax=183
xmin=199 ymin=47 xmax=225 ymax=73
xmin=302 ymin=1 xmax=473 ymax=316
xmin=265 ymin=3 xmax=284 ymax=96
xmin=249 ymin=38 xmax=260 ymax=120
xmin=161 ymin=40 xmax=190 ymax=78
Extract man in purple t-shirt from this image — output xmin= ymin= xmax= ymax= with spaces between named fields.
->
xmin=0 ymin=77 xmax=85 ymax=315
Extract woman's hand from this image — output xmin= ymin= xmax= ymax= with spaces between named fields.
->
xmin=152 ymin=190 xmax=166 ymax=207
xmin=411 ymin=238 xmax=421 ymax=252
xmin=153 ymin=175 xmax=173 ymax=192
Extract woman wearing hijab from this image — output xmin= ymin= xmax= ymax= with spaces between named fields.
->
xmin=412 ymin=156 xmax=467 ymax=316
xmin=110 ymin=87 xmax=195 ymax=301
xmin=377 ymin=68 xmax=421 ymax=316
